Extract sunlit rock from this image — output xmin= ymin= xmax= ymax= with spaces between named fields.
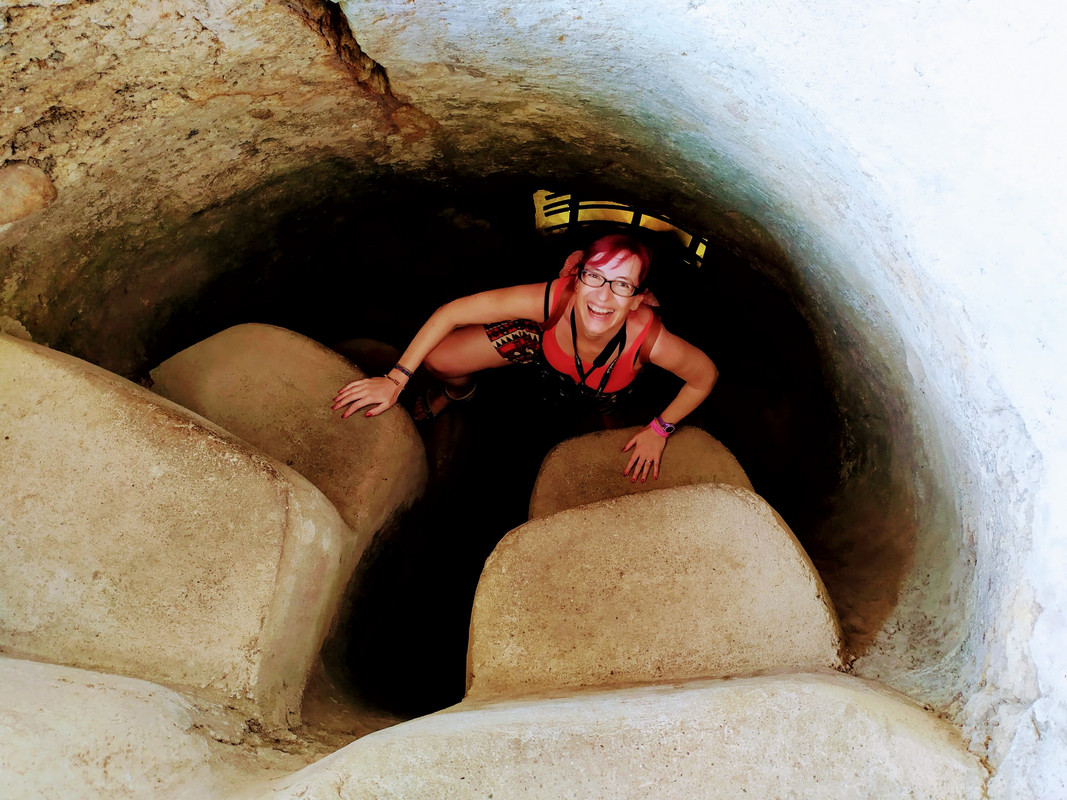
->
xmin=270 ymin=672 xmax=985 ymax=800
xmin=0 ymin=655 xmax=220 ymax=799
xmin=0 ymin=334 xmax=352 ymax=730
xmin=468 ymin=484 xmax=843 ymax=698
xmin=150 ymin=323 xmax=427 ymax=539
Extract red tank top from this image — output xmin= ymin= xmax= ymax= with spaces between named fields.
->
xmin=541 ymin=279 xmax=655 ymax=394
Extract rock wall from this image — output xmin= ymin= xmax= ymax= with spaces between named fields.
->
xmin=0 ymin=334 xmax=354 ymax=729
xmin=0 ymin=0 xmax=434 ymax=375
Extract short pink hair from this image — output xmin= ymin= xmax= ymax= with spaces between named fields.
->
xmin=582 ymin=234 xmax=651 ymax=287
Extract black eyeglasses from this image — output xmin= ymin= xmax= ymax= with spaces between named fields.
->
xmin=578 ymin=269 xmax=640 ymax=297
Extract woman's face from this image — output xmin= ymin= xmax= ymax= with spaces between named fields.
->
xmin=573 ymin=252 xmax=646 ymax=339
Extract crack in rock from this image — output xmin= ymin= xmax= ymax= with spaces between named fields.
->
xmin=282 ymin=0 xmax=438 ymax=136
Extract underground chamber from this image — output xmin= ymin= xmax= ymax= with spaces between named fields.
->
xmin=128 ymin=173 xmax=914 ymax=720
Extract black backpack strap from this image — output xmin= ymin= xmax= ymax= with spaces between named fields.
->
xmin=542 ymin=278 xmax=575 ymax=331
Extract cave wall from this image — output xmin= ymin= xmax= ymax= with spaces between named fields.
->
xmin=1 ymin=1 xmax=1064 ymax=797
xmin=0 ymin=0 xmax=438 ymax=374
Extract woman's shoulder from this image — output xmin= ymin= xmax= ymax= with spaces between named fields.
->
xmin=627 ymin=301 xmax=658 ymax=331
xmin=456 ymin=281 xmax=551 ymax=323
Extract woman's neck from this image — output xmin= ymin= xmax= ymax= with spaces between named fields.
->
xmin=571 ymin=314 xmax=628 ymax=362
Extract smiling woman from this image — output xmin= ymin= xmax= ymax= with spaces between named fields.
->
xmin=332 ymin=232 xmax=718 ymax=482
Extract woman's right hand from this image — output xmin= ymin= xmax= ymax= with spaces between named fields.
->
xmin=332 ymin=376 xmax=402 ymax=419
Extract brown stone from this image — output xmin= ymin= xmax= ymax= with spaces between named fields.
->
xmin=150 ymin=323 xmax=427 ymax=538
xmin=0 ymin=164 xmax=57 ymax=224
xmin=0 ymin=334 xmax=353 ymax=729
xmin=529 ymin=425 xmax=754 ymax=519
xmin=468 ymin=484 xmax=843 ymax=698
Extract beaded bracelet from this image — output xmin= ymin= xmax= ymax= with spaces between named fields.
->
xmin=392 ymin=363 xmax=413 ymax=379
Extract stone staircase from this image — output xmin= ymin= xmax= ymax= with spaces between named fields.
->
xmin=0 ymin=328 xmax=987 ymax=798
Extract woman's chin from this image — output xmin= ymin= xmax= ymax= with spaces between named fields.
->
xmin=579 ymin=309 xmax=617 ymax=335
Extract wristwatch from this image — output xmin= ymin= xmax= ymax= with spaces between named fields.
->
xmin=654 ymin=415 xmax=676 ymax=435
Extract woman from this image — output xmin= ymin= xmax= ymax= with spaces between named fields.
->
xmin=332 ymin=234 xmax=718 ymax=483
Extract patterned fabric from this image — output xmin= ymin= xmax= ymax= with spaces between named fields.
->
xmin=484 ymin=318 xmax=543 ymax=364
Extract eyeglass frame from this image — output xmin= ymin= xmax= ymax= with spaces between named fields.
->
xmin=577 ymin=268 xmax=642 ymax=298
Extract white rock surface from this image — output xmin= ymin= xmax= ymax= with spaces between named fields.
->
xmin=268 ymin=671 xmax=986 ymax=800
xmin=0 ymin=656 xmax=219 ymax=799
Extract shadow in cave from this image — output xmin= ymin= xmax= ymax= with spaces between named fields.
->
xmin=156 ymin=171 xmax=857 ymax=718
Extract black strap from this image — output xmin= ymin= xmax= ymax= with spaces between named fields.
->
xmin=570 ymin=307 xmax=627 ymax=395
xmin=542 ymin=279 xmax=574 ymax=331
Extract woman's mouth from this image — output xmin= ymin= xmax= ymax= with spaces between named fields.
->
xmin=587 ymin=303 xmax=614 ymax=320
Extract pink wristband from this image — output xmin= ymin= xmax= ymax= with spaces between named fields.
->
xmin=650 ymin=418 xmax=670 ymax=437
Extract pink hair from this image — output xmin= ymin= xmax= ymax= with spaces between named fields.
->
xmin=582 ymin=234 xmax=651 ymax=287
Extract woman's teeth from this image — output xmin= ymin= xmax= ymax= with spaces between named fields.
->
xmin=588 ymin=304 xmax=613 ymax=317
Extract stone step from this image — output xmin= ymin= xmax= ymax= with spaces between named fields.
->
xmin=529 ymin=425 xmax=753 ymax=520
xmin=0 ymin=334 xmax=354 ymax=729
xmin=0 ymin=655 xmax=223 ymax=799
xmin=150 ymin=323 xmax=427 ymax=537
xmin=468 ymin=483 xmax=843 ymax=698
xmin=268 ymin=672 xmax=987 ymax=800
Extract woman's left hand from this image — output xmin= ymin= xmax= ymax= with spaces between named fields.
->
xmin=622 ymin=426 xmax=668 ymax=483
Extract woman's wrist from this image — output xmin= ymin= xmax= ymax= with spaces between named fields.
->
xmin=387 ymin=363 xmax=412 ymax=388
xmin=649 ymin=415 xmax=676 ymax=437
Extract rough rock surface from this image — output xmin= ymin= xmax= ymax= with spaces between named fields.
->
xmin=0 ymin=655 xmax=220 ymax=799
xmin=268 ymin=672 xmax=986 ymax=800
xmin=0 ymin=333 xmax=353 ymax=729
xmin=150 ymin=323 xmax=426 ymax=539
xmin=0 ymin=0 xmax=438 ymax=375
xmin=529 ymin=425 xmax=753 ymax=519
xmin=0 ymin=162 xmax=57 ymax=224
xmin=467 ymin=483 xmax=843 ymax=698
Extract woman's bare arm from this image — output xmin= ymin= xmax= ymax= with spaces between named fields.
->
xmin=622 ymin=327 xmax=718 ymax=482
xmin=333 ymin=281 xmax=551 ymax=417
xmin=392 ymin=282 xmax=549 ymax=377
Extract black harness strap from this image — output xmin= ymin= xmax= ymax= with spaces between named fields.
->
xmin=570 ymin=307 xmax=627 ymax=395
xmin=542 ymin=279 xmax=574 ymax=330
